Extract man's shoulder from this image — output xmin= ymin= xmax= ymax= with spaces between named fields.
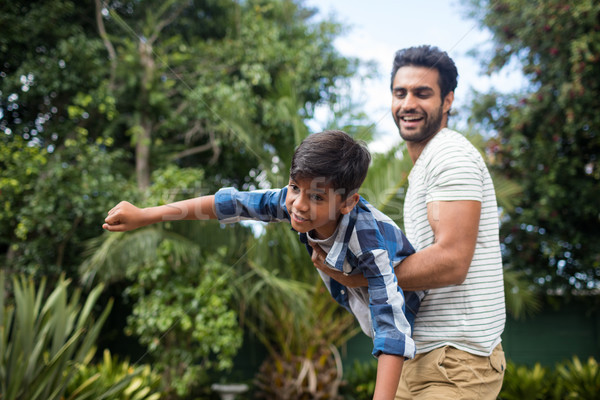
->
xmin=430 ymin=128 xmax=473 ymax=150
xmin=422 ymin=129 xmax=483 ymax=168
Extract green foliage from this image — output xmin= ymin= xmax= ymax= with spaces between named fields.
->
xmin=0 ymin=271 xmax=112 ymax=400
xmin=239 ymin=224 xmax=359 ymax=399
xmin=125 ymin=241 xmax=242 ymax=397
xmin=555 ymin=356 xmax=600 ymax=399
xmin=0 ymin=132 xmax=130 ymax=278
xmin=503 ymin=267 xmax=542 ymax=320
xmin=360 ymin=144 xmax=412 ymax=226
xmin=0 ymin=0 xmax=105 ymax=147
xmin=499 ymin=356 xmax=600 ymax=400
xmin=81 ymin=166 xmax=248 ymax=398
xmin=82 ymin=233 xmax=243 ymax=398
xmin=465 ymin=0 xmax=600 ymax=292
xmin=339 ymin=359 xmax=377 ymax=400
xmin=66 ymin=349 xmax=163 ymax=400
xmin=499 ymin=361 xmax=551 ymax=400
xmin=2 ymin=2 xmax=386 ymax=399
xmin=91 ymin=0 xmax=359 ymax=188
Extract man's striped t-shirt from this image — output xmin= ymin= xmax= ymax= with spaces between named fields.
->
xmin=403 ymin=128 xmax=506 ymax=356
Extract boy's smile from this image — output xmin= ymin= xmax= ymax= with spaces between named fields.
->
xmin=285 ymin=177 xmax=357 ymax=239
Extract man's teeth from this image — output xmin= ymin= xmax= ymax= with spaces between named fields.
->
xmin=402 ymin=116 xmax=421 ymax=121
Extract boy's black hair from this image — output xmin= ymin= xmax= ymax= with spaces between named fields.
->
xmin=290 ymin=130 xmax=371 ymax=199
xmin=390 ymin=45 xmax=458 ymax=101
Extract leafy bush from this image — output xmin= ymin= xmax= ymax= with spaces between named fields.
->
xmin=340 ymin=355 xmax=600 ymax=400
xmin=66 ymin=349 xmax=162 ymax=400
xmin=499 ymin=361 xmax=550 ymax=400
xmin=0 ymin=271 xmax=111 ymax=399
xmin=0 ymin=271 xmax=162 ymax=400
xmin=499 ymin=356 xmax=600 ymax=400
xmin=124 ymin=241 xmax=243 ymax=398
xmin=555 ymin=356 xmax=600 ymax=400
xmin=339 ymin=359 xmax=377 ymax=400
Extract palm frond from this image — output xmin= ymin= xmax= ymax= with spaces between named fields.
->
xmin=79 ymin=227 xmax=200 ymax=287
xmin=361 ymin=145 xmax=412 ymax=225
xmin=503 ymin=267 xmax=542 ymax=320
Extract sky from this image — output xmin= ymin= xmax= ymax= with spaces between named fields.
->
xmin=303 ymin=0 xmax=527 ymax=152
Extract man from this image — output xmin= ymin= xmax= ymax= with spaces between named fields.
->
xmin=312 ymin=45 xmax=506 ymax=399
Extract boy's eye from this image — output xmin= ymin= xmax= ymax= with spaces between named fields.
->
xmin=310 ymin=194 xmax=324 ymax=201
xmin=289 ymin=184 xmax=299 ymax=192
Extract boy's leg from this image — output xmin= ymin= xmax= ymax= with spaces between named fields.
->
xmin=395 ymin=344 xmax=505 ymax=400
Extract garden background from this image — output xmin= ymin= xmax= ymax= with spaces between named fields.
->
xmin=1 ymin=0 xmax=599 ymax=399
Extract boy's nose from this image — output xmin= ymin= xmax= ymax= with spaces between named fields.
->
xmin=294 ymin=194 xmax=310 ymax=211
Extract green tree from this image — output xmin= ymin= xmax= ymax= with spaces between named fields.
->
xmin=465 ymin=0 xmax=600 ymax=292
xmin=92 ymin=0 xmax=358 ymax=189
xmin=0 ymin=0 xmax=130 ymax=278
xmin=1 ymin=0 xmax=361 ymax=280
xmin=80 ymin=166 xmax=248 ymax=398
xmin=0 ymin=132 xmax=130 ymax=279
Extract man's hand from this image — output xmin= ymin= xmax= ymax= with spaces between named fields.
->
xmin=102 ymin=201 xmax=148 ymax=232
xmin=310 ymin=243 xmax=367 ymax=288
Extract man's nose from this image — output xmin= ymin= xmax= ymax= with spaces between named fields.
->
xmin=402 ymin=92 xmax=418 ymax=110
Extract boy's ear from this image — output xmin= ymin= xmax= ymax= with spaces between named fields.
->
xmin=340 ymin=193 xmax=360 ymax=215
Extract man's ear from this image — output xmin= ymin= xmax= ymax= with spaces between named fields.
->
xmin=340 ymin=193 xmax=360 ymax=215
xmin=443 ymin=91 xmax=454 ymax=114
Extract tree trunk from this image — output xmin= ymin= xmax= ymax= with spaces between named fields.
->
xmin=136 ymin=39 xmax=154 ymax=190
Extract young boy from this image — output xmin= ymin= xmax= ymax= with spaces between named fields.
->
xmin=103 ymin=130 xmax=423 ymax=399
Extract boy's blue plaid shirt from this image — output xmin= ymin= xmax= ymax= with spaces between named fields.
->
xmin=214 ymin=187 xmax=424 ymax=359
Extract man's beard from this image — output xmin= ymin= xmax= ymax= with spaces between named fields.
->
xmin=394 ymin=105 xmax=444 ymax=143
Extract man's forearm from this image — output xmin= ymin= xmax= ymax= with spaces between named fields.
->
xmin=394 ymin=244 xmax=471 ymax=291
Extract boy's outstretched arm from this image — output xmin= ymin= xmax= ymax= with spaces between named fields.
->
xmin=102 ymin=196 xmax=217 ymax=232
xmin=374 ymin=354 xmax=403 ymax=399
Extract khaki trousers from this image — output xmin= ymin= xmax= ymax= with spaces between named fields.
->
xmin=395 ymin=343 xmax=505 ymax=400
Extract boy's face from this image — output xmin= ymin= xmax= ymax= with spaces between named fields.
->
xmin=286 ymin=177 xmax=359 ymax=240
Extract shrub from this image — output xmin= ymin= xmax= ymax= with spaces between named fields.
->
xmin=555 ymin=356 xmax=600 ymax=400
xmin=499 ymin=356 xmax=600 ymax=400
xmin=499 ymin=361 xmax=550 ymax=400
xmin=66 ymin=349 xmax=163 ymax=400
xmin=0 ymin=271 xmax=111 ymax=399
xmin=339 ymin=359 xmax=377 ymax=400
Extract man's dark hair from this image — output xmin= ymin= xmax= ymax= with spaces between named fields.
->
xmin=390 ymin=45 xmax=458 ymax=101
xmin=290 ymin=130 xmax=371 ymax=199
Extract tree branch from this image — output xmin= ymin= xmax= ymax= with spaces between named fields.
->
xmin=95 ymin=0 xmax=117 ymax=90
xmin=172 ymin=130 xmax=220 ymax=164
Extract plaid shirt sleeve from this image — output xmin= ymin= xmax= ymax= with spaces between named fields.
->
xmin=351 ymin=204 xmax=418 ymax=359
xmin=359 ymin=247 xmax=416 ymax=358
xmin=213 ymin=187 xmax=290 ymax=223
